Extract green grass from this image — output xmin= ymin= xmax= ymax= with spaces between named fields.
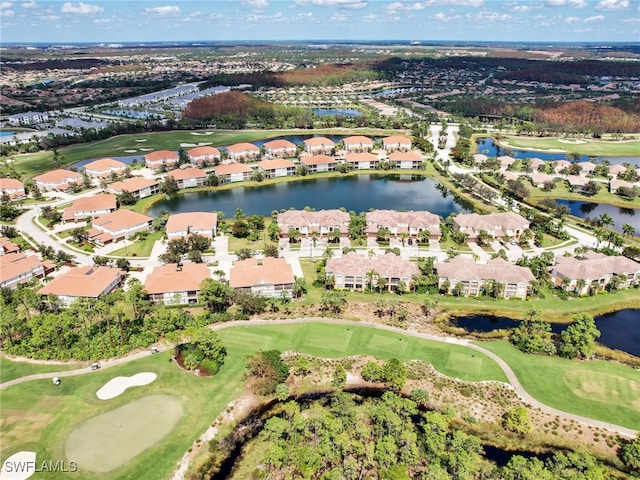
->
xmin=501 ymin=136 xmax=640 ymax=157
xmin=527 ymin=181 xmax=640 ymax=210
xmin=478 ymin=340 xmax=640 ymax=430
xmin=107 ymin=231 xmax=163 ymax=257
xmin=0 ymin=357 xmax=78 ymax=383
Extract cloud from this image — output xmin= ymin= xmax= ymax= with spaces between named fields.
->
xmin=61 ymin=2 xmax=104 ymax=14
xmin=433 ymin=11 xmax=461 ymax=21
xmin=243 ymin=0 xmax=269 ymax=8
xmin=469 ymin=10 xmax=512 ymax=20
xmin=545 ymin=0 xmax=587 ymax=6
xmin=564 ymin=15 xmax=580 ymax=21
xmin=330 ymin=11 xmax=347 ymax=19
xmin=595 ymin=0 xmax=630 ymax=10
xmin=21 ymin=0 xmax=36 ymax=8
xmin=426 ymin=0 xmax=484 ymax=6
xmin=293 ymin=0 xmax=368 ymax=8
xmin=385 ymin=1 xmax=426 ymax=12
xmin=584 ymin=13 xmax=605 ymax=21
xmin=143 ymin=5 xmax=180 ymax=16
xmin=247 ymin=11 xmax=285 ymax=22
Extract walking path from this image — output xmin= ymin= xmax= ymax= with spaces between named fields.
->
xmin=1 ymin=317 xmax=636 ymax=437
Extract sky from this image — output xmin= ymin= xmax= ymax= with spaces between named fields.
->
xmin=0 ymin=0 xmax=638 ymax=44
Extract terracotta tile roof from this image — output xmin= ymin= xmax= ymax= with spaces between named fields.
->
xmin=33 ymin=169 xmax=82 ymax=184
xmin=301 ymin=155 xmax=337 ymax=166
xmin=264 ymin=139 xmax=296 ymax=150
xmin=0 ymin=178 xmax=24 ymax=190
xmin=609 ymin=164 xmax=627 ymax=175
xmin=304 ymin=137 xmax=335 ymax=148
xmin=227 ymin=142 xmax=259 ymax=154
xmin=277 ymin=209 xmax=349 ymax=229
xmin=93 ymin=209 xmax=151 ymax=233
xmin=144 ymin=150 xmax=178 ymax=162
xmin=145 ymin=263 xmax=210 ymax=295
xmin=326 ymin=252 xmax=419 ymax=279
xmin=610 ymin=179 xmax=636 ymax=192
xmin=498 ymin=155 xmax=515 ymax=167
xmin=166 ymin=212 xmax=217 ymax=235
xmin=366 ymin=210 xmax=440 ymax=229
xmin=87 ymin=228 xmax=114 ymax=244
xmin=0 ymin=252 xmax=44 ymax=284
xmin=214 ymin=163 xmax=253 ymax=175
xmin=167 ymin=167 xmax=207 ymax=181
xmin=109 ymin=177 xmax=158 ymax=193
xmin=554 ymin=160 xmax=572 ymax=171
xmin=83 ymin=158 xmax=126 ymax=172
xmin=0 ymin=236 xmax=20 ymax=254
xmin=566 ymin=175 xmax=589 ymax=187
xmin=472 ymin=153 xmax=487 ymax=163
xmin=230 ymin=257 xmax=294 ymax=288
xmin=257 ymin=159 xmax=295 ymax=170
xmin=382 ymin=135 xmax=411 ymax=146
xmin=437 ymin=257 xmax=535 ymax=284
xmin=552 ymin=251 xmax=640 ymax=281
xmin=187 ymin=146 xmax=220 ymax=157
xmin=578 ymin=161 xmax=596 ymax=171
xmin=530 ymin=173 xmax=554 ymax=185
xmin=69 ymin=193 xmax=117 ymax=213
xmin=38 ymin=266 xmax=122 ymax=298
xmin=388 ymin=151 xmax=422 ymax=161
xmin=343 ymin=135 xmax=372 ymax=146
xmin=345 ymin=152 xmax=379 ymax=163
xmin=530 ymin=158 xmax=545 ymax=170
xmin=453 ymin=212 xmax=529 ymax=234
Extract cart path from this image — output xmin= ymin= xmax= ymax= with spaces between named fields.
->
xmin=1 ymin=317 xmax=636 ymax=437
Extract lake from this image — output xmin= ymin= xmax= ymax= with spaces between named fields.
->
xmin=557 ymin=200 xmax=639 ymax=235
xmin=311 ymin=108 xmax=362 ymax=117
xmin=451 ymin=309 xmax=640 ymax=356
xmin=148 ymin=174 xmax=468 ymax=218
xmin=0 ymin=131 xmax=16 ymax=137
xmin=476 ymin=138 xmax=640 ymax=167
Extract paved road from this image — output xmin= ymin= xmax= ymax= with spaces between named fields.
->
xmin=1 ymin=317 xmax=636 ymax=438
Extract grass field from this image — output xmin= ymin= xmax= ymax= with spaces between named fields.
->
xmin=527 ymin=181 xmax=640 ymax=210
xmin=0 ymin=357 xmax=78 ymax=383
xmin=479 ymin=340 xmax=640 ymax=430
xmin=107 ymin=231 xmax=163 ymax=258
xmin=501 ymin=136 xmax=640 ymax=157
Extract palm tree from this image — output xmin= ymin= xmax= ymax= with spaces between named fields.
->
xmin=366 ymin=269 xmax=378 ymax=293
xmin=622 ymin=223 xmax=635 ymax=238
xmin=599 ymin=213 xmax=614 ymax=229
xmin=400 ymin=232 xmax=409 ymax=247
xmin=310 ymin=230 xmax=320 ymax=248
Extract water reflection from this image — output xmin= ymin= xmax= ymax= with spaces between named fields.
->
xmin=557 ymin=200 xmax=639 ymax=234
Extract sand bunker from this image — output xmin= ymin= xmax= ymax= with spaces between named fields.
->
xmin=558 ymin=139 xmax=587 ymax=144
xmin=180 ymin=143 xmax=198 ymax=147
xmin=1 ymin=451 xmax=37 ymax=479
xmin=123 ymin=150 xmax=137 ymax=153
xmin=96 ymin=372 xmax=157 ymax=400
xmin=139 ymin=147 xmax=153 ymax=151
xmin=190 ymin=131 xmax=214 ymax=136
xmin=134 ymin=139 xmax=147 ymax=142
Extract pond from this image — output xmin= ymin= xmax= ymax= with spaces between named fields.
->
xmin=0 ymin=131 xmax=16 ymax=137
xmin=451 ymin=309 xmax=640 ymax=357
xmin=557 ymin=200 xmax=640 ymax=234
xmin=476 ymin=138 xmax=640 ymax=167
xmin=311 ymin=108 xmax=362 ymax=117
xmin=148 ymin=174 xmax=469 ymax=218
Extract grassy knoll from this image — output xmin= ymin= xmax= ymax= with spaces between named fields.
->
xmin=527 ymin=181 xmax=640 ymax=210
xmin=500 ymin=136 xmax=640 ymax=157
xmin=0 ymin=357 xmax=78 ymax=383
xmin=478 ymin=340 xmax=640 ymax=430
xmin=7 ymin=128 xmax=402 ymax=178
xmin=107 ymin=231 xmax=163 ymax=257
xmin=1 ymin=322 xmax=503 ymax=479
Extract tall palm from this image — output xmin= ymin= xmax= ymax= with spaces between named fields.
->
xmin=622 ymin=224 xmax=635 ymax=238
xmin=599 ymin=213 xmax=614 ymax=229
xmin=366 ymin=269 xmax=378 ymax=293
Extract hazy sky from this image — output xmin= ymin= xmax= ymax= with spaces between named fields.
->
xmin=1 ymin=0 xmax=638 ymax=43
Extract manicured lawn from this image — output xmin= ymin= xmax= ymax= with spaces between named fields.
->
xmin=502 ymin=136 xmax=640 ymax=157
xmin=478 ymin=340 xmax=640 ymax=430
xmin=107 ymin=231 xmax=163 ymax=257
xmin=0 ymin=357 xmax=78 ymax=383
xmin=527 ymin=181 xmax=640 ymax=210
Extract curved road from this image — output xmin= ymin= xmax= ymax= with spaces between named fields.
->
xmin=1 ymin=317 xmax=636 ymax=438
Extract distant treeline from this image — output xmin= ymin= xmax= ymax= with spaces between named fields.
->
xmin=3 ymin=58 xmax=113 ymax=71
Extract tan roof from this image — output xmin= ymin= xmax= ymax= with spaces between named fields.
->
xmin=301 ymin=155 xmax=337 ymax=166
xmin=530 ymin=173 xmax=554 ymax=184
xmin=530 ymin=158 xmax=546 ymax=169
xmin=109 ymin=177 xmax=158 ymax=193
xmin=578 ymin=161 xmax=596 ymax=171
xmin=609 ymin=164 xmax=627 ymax=175
xmin=38 ymin=266 xmax=121 ymax=298
xmin=167 ymin=167 xmax=207 ymax=181
xmin=214 ymin=163 xmax=253 ymax=175
xmin=264 ymin=139 xmax=296 ymax=150
xmin=383 ymin=135 xmax=411 ymax=146
xmin=566 ymin=175 xmax=589 ymax=187
xmin=83 ymin=158 xmax=126 ymax=172
xmin=554 ymin=160 xmax=572 ymax=170
xmin=144 ymin=150 xmax=178 ymax=162
xmin=552 ymin=251 xmax=640 ymax=281
xmin=345 ymin=152 xmax=379 ymax=163
xmin=0 ymin=178 xmax=24 ymax=190
xmin=70 ymin=193 xmax=117 ymax=212
xmin=326 ymin=252 xmax=419 ymax=279
xmin=304 ymin=137 xmax=335 ymax=148
xmin=343 ymin=135 xmax=372 ymax=146
xmin=0 ymin=252 xmax=44 ymax=283
xmin=93 ymin=209 xmax=151 ymax=233
xmin=166 ymin=212 xmax=218 ymax=234
xmin=187 ymin=146 xmax=220 ymax=157
xmin=472 ymin=153 xmax=487 ymax=163
xmin=0 ymin=237 xmax=20 ymax=254
xmin=277 ymin=209 xmax=349 ymax=229
xmin=610 ymin=179 xmax=635 ymax=192
xmin=498 ymin=155 xmax=515 ymax=166
xmin=437 ymin=257 xmax=535 ymax=284
xmin=227 ymin=142 xmax=259 ymax=154
xmin=453 ymin=212 xmax=529 ymax=233
xmin=230 ymin=257 xmax=294 ymax=288
xmin=366 ymin=210 xmax=440 ymax=228
xmin=258 ymin=159 xmax=295 ymax=170
xmin=145 ymin=263 xmax=210 ymax=295
xmin=389 ymin=151 xmax=422 ymax=161
xmin=33 ymin=169 xmax=82 ymax=184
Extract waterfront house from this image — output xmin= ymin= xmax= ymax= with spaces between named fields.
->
xmin=38 ymin=266 xmax=123 ymax=308
xmin=472 ymin=153 xmax=487 ymax=166
xmin=187 ymin=146 xmax=220 ymax=166
xmin=166 ymin=167 xmax=207 ymax=189
xmin=83 ymin=158 xmax=126 ymax=179
xmin=226 ymin=142 xmax=260 ymax=162
xmin=230 ymin=257 xmax=295 ymax=298
xmin=345 ymin=152 xmax=380 ymax=170
xmin=144 ymin=150 xmax=179 ymax=171
xmin=343 ymin=135 xmax=373 ymax=152
xmin=108 ymin=177 xmax=159 ymax=200
xmin=382 ymin=135 xmax=411 ymax=152
xmin=452 ymin=212 xmax=529 ymax=242
xmin=257 ymin=159 xmax=296 ymax=178
xmin=366 ymin=210 xmax=441 ymax=240
xmin=388 ymin=151 xmax=423 ymax=169
xmin=300 ymin=154 xmax=337 ymax=173
xmin=145 ymin=263 xmax=210 ymax=305
xmin=529 ymin=173 xmax=555 ymax=188
xmin=264 ymin=139 xmax=297 ymax=158
xmin=214 ymin=163 xmax=253 ymax=183
xmin=325 ymin=252 xmax=419 ymax=292
xmin=303 ymin=137 xmax=335 ymax=155
xmin=277 ymin=209 xmax=349 ymax=237
xmin=166 ymin=212 xmax=217 ymax=240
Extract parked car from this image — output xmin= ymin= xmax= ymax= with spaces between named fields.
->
xmin=91 ymin=362 xmax=101 ymax=370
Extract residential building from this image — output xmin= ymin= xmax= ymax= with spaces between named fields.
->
xmin=578 ymin=161 xmax=596 ymax=175
xmin=277 ymin=209 xmax=349 ymax=237
xmin=187 ymin=146 xmax=220 ymax=166
xmin=343 ymin=135 xmax=373 ymax=152
xmin=609 ymin=179 xmax=636 ymax=194
xmin=108 ymin=177 xmax=159 ymax=200
xmin=166 ymin=212 xmax=217 ymax=240
xmin=226 ymin=142 xmax=260 ymax=162
xmin=325 ymin=252 xmax=419 ymax=292
xmin=38 ymin=266 xmax=123 ymax=307
xmin=166 ymin=167 xmax=207 ymax=189
xmin=0 ymin=178 xmax=26 ymax=200
xmin=530 ymin=158 xmax=546 ymax=171
xmin=8 ymin=111 xmax=49 ymax=126
xmin=257 ymin=159 xmax=296 ymax=178
xmin=88 ymin=209 xmax=152 ymax=245
xmin=303 ymin=137 xmax=335 ymax=155
xmin=83 ymin=158 xmax=127 ymax=179
xmin=366 ymin=210 xmax=441 ymax=239
xmin=388 ymin=151 xmax=423 ymax=169
xmin=566 ymin=175 xmax=590 ymax=192
xmin=553 ymin=160 xmax=572 ymax=174
xmin=345 ymin=152 xmax=380 ymax=170
xmin=300 ymin=154 xmax=337 ymax=173
xmin=608 ymin=164 xmax=627 ymax=177
xmin=497 ymin=155 xmax=515 ymax=170
xmin=472 ymin=153 xmax=487 ymax=165
xmin=436 ymin=257 xmax=535 ymax=299
xmin=382 ymin=135 xmax=411 ymax=152
xmin=230 ymin=257 xmax=295 ymax=298
xmin=0 ymin=237 xmax=20 ymax=256
xmin=529 ymin=173 xmax=555 ymax=188
xmin=33 ymin=169 xmax=83 ymax=192
xmin=264 ymin=139 xmax=297 ymax=158
xmin=145 ymin=263 xmax=210 ymax=305
xmin=549 ymin=251 xmax=640 ymax=295
xmin=214 ymin=163 xmax=253 ymax=183
xmin=0 ymin=252 xmax=53 ymax=289
xmin=144 ymin=150 xmax=179 ymax=171
xmin=62 ymin=193 xmax=117 ymax=223
xmin=452 ymin=212 xmax=530 ymax=242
